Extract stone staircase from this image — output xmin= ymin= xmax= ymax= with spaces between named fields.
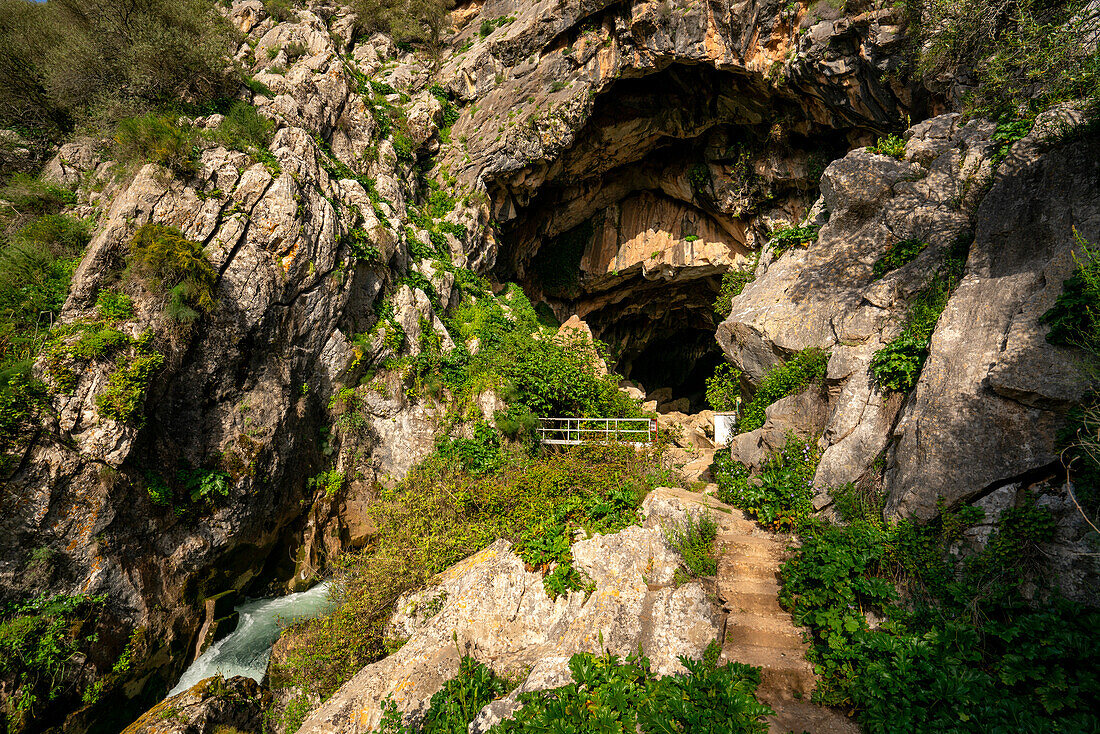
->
xmin=712 ymin=496 xmax=859 ymax=734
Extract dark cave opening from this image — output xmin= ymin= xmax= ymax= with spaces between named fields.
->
xmin=487 ymin=60 xmax=906 ymax=412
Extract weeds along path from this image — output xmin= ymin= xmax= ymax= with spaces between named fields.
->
xmin=707 ymin=488 xmax=859 ymax=734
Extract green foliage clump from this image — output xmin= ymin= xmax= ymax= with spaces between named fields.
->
xmin=126 ymin=223 xmax=217 ymax=322
xmin=95 ymin=291 xmax=135 ymax=322
xmin=705 ymin=362 xmax=741 ymax=413
xmin=0 ymin=369 xmax=46 ymax=476
xmin=0 ymin=0 xmax=237 ymax=144
xmin=769 ymin=224 xmax=819 ymax=256
xmin=530 ymin=219 xmax=592 ymax=297
xmin=146 ymin=467 xmax=233 ymax=512
xmin=713 ymin=434 xmax=1100 ymax=732
xmin=0 ymin=212 xmax=89 ymax=367
xmin=309 ymin=469 xmax=345 ymax=498
xmin=780 ymin=502 xmax=1100 ymax=732
xmin=0 ymin=593 xmax=106 ymax=729
xmin=1041 ymin=228 xmax=1100 ymax=350
xmin=662 ymin=511 xmax=719 ymax=578
xmin=114 ymin=114 xmax=199 ymax=174
xmin=912 ymin=0 xmax=1100 ymax=121
xmin=435 ymin=419 xmax=501 ymax=476
xmin=738 ymin=347 xmax=828 ymax=433
xmin=713 ymin=254 xmax=759 ymax=318
xmin=379 ymin=655 xmax=509 ymax=734
xmin=494 ymin=647 xmax=772 ymax=734
xmin=271 ymin=444 xmax=664 ymax=699
xmin=349 ymin=0 xmax=454 ymax=55
xmin=871 ymin=238 xmax=926 ymax=279
xmin=95 ymin=351 xmax=164 ymax=424
xmin=343 ymin=227 xmax=383 ymax=264
xmin=713 ymin=435 xmax=819 ymax=530
xmin=869 ymin=134 xmax=906 ymax=159
xmin=870 ymin=235 xmax=970 ymax=392
xmin=210 ymin=101 xmax=274 ymax=155
xmin=0 ymin=175 xmax=76 ymax=215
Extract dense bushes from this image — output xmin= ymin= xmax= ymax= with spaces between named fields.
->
xmin=271 ymin=443 xmax=671 ymax=700
xmin=348 ymin=0 xmax=454 ymax=55
xmin=769 ymin=224 xmax=819 ymax=256
xmin=126 ymin=223 xmax=217 ymax=323
xmin=910 ymin=0 xmax=1100 ymax=120
xmin=0 ymin=179 xmax=89 ymax=473
xmin=713 ymin=437 xmax=1100 ymax=732
xmin=712 ymin=253 xmax=759 ymax=319
xmin=705 ymin=362 xmax=741 ymax=412
xmin=714 ymin=435 xmax=819 ymax=530
xmin=0 ymin=593 xmax=106 ymax=729
xmin=1041 ymin=228 xmax=1100 ymax=350
xmin=0 ymin=0 xmax=237 ymax=143
xmin=380 ymin=646 xmax=772 ymax=734
xmin=737 ymin=347 xmax=828 ymax=432
xmin=406 ymin=275 xmax=641 ymax=425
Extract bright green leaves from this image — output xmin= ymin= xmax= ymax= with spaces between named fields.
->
xmin=738 ymin=347 xmax=828 ymax=433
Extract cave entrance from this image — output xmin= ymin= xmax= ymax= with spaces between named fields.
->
xmin=486 ymin=61 xmax=897 ymax=412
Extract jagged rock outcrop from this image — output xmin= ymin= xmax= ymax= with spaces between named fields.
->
xmin=297 ymin=488 xmax=724 ymax=733
xmin=121 ymin=676 xmax=268 ymax=734
xmin=716 ymin=106 xmax=1099 ymax=598
xmin=2 ymin=3 xmax=456 ymax=725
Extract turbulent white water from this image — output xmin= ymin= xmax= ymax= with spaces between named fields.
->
xmin=168 ymin=581 xmax=333 ymax=696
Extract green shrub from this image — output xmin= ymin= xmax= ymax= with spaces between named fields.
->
xmin=126 ymin=223 xmax=217 ymax=320
xmin=871 ymin=239 xmax=926 ymax=279
xmin=870 ymin=235 xmax=970 ymax=392
xmin=705 ymin=361 xmax=741 ymax=412
xmin=713 ymin=254 xmax=758 ymax=318
xmin=263 ymin=0 xmax=295 ymax=22
xmin=343 ymin=227 xmax=382 ymax=264
xmin=869 ymin=134 xmax=906 ymax=159
xmin=912 ymin=0 xmax=1100 ymax=120
xmin=769 ymin=224 xmax=819 ymax=256
xmin=1041 ymin=228 xmax=1100 ymax=351
xmin=95 ymin=291 xmax=135 ymax=322
xmin=69 ymin=326 xmax=129 ymax=361
xmin=662 ymin=511 xmax=719 ymax=578
xmin=0 ymin=215 xmax=89 ymax=367
xmin=713 ymin=435 xmax=819 ymax=530
xmin=114 ymin=114 xmax=198 ymax=173
xmin=95 ymin=351 xmax=164 ymax=424
xmin=494 ymin=648 xmax=772 ymax=734
xmin=435 ymin=419 xmax=501 ymax=476
xmin=212 ymin=101 xmax=274 ymax=153
xmin=272 ymin=443 xmax=662 ymax=699
xmin=738 ymin=347 xmax=828 ymax=432
xmin=309 ymin=469 xmax=345 ymax=498
xmin=0 ymin=593 xmax=107 ymax=727
xmin=0 ymin=175 xmax=76 ymax=217
xmin=0 ymin=368 xmax=46 ymax=475
xmin=379 ymin=654 xmax=509 ymax=733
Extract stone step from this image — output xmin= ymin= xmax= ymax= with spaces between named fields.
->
xmin=717 ymin=533 xmax=786 ymax=558
xmin=721 ymin=589 xmax=785 ymax=616
xmin=763 ymin=698 xmax=861 ymax=734
xmin=719 ymin=557 xmax=781 ymax=581
xmin=718 ymin=576 xmax=782 ymax=598
xmin=720 ymin=642 xmax=818 ymax=698
xmin=724 ymin=614 xmax=806 ymax=650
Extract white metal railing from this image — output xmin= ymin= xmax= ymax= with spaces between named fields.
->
xmin=537 ymin=417 xmax=657 ymax=447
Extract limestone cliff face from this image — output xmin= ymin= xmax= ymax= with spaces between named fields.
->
xmin=716 ymin=106 xmax=1099 ymax=601
xmin=2 ymin=4 xmax=453 ymax=727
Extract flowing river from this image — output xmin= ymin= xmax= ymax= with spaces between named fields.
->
xmin=169 ymin=581 xmax=333 ymax=696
